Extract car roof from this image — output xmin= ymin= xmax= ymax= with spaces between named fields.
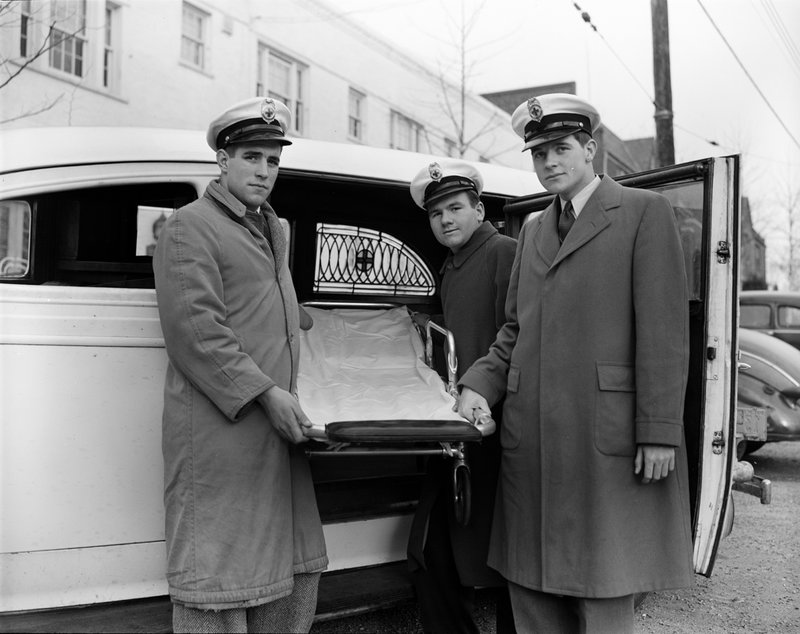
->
xmin=739 ymin=327 xmax=800 ymax=380
xmin=0 ymin=127 xmax=543 ymax=198
xmin=740 ymin=290 xmax=800 ymax=304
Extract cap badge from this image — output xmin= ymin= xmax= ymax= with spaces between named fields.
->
xmin=260 ymin=98 xmax=277 ymax=123
xmin=428 ymin=162 xmax=443 ymax=181
xmin=527 ymin=97 xmax=543 ymax=122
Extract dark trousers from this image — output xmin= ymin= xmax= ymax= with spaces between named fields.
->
xmin=507 ymin=582 xmax=634 ymax=634
xmin=411 ymin=493 xmax=516 ymax=634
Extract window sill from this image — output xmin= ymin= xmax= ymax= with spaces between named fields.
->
xmin=178 ymin=59 xmax=214 ymax=79
xmin=9 ymin=61 xmax=129 ymax=103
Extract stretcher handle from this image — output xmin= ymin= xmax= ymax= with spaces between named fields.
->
xmin=422 ymin=319 xmax=458 ymax=396
xmin=474 ymin=411 xmax=496 ymax=436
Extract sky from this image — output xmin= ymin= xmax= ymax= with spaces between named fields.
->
xmin=331 ymin=0 xmax=800 ymax=286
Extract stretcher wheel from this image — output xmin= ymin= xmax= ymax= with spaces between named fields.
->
xmin=452 ymin=461 xmax=472 ymax=527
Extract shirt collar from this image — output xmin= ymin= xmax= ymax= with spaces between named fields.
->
xmin=560 ymin=174 xmax=601 ymax=218
xmin=207 ymin=179 xmax=248 ymax=218
xmin=440 ymin=222 xmax=498 ymax=273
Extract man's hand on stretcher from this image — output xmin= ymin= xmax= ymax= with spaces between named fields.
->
xmin=457 ymin=386 xmax=491 ymax=424
xmin=258 ymin=386 xmax=314 ymax=444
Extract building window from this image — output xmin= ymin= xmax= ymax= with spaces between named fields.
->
xmin=181 ymin=2 xmax=208 ymax=70
xmin=348 ymin=88 xmax=365 ymax=141
xmin=49 ymin=0 xmax=87 ymax=77
xmin=103 ymin=3 xmax=119 ymax=89
xmin=444 ymin=138 xmax=457 ymax=157
xmin=391 ymin=112 xmax=423 ymax=152
xmin=257 ymin=46 xmax=307 ymax=135
xmin=19 ymin=1 xmax=33 ymax=57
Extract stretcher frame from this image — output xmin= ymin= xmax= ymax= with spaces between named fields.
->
xmin=303 ymin=303 xmax=495 ymax=525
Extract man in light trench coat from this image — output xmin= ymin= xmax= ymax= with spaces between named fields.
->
xmin=154 ymin=97 xmax=327 ymax=633
xmin=457 ymin=93 xmax=694 ymax=633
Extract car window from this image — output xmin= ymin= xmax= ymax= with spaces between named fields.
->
xmin=648 ymin=181 xmax=703 ymax=302
xmin=778 ymin=305 xmax=800 ymax=328
xmin=740 ymin=304 xmax=771 ymax=328
xmin=9 ymin=183 xmax=197 ymax=287
xmin=0 ymin=200 xmax=31 ymax=279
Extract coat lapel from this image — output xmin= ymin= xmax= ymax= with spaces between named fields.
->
xmin=551 ymin=175 xmax=620 ymax=268
xmin=533 ymin=204 xmax=560 ymax=267
xmin=262 ymin=203 xmax=286 ymax=270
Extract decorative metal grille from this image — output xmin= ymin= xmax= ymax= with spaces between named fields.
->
xmin=313 ymin=223 xmax=435 ymax=296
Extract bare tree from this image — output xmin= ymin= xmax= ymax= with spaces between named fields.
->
xmin=431 ymin=0 xmax=505 ymax=159
xmin=775 ymin=181 xmax=800 ymax=290
xmin=751 ymin=176 xmax=800 ymax=290
xmin=0 ymin=1 xmax=85 ymax=124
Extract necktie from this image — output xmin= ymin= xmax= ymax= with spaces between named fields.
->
xmin=245 ymin=209 xmax=267 ymax=236
xmin=558 ymin=200 xmax=575 ymax=243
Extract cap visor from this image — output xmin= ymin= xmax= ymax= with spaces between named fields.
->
xmin=424 ymin=184 xmax=476 ymax=208
xmin=522 ymin=127 xmax=586 ymax=151
xmin=226 ymin=131 xmax=292 ymax=147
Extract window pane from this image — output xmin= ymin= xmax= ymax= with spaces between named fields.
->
xmin=778 ymin=306 xmax=800 ymax=328
xmin=0 ymin=201 xmax=32 ymax=278
xmin=650 ymin=181 xmax=704 ymax=302
xmin=269 ymin=55 xmax=291 ymax=95
xmin=740 ymin=305 xmax=771 ymax=328
xmin=74 ymin=39 xmax=83 ymax=74
xmin=349 ymin=91 xmax=360 ymax=116
xmin=50 ymin=40 xmax=62 ymax=69
xmin=51 ymin=0 xmax=86 ymax=30
xmin=181 ymin=3 xmax=206 ymax=68
xmin=182 ymin=9 xmax=202 ymax=39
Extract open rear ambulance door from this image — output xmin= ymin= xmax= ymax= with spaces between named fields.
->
xmin=504 ymin=155 xmax=740 ymax=577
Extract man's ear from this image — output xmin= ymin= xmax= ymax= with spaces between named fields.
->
xmin=585 ymin=138 xmax=598 ymax=163
xmin=476 ymin=201 xmax=486 ymax=222
xmin=216 ymin=149 xmax=229 ymax=173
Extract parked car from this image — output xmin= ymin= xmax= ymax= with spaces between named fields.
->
xmin=740 ymin=290 xmax=800 ymax=351
xmin=0 ymin=126 xmax=752 ymax=624
xmin=737 ymin=326 xmax=800 ymax=455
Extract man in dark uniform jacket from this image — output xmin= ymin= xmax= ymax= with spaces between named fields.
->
xmin=407 ymin=159 xmax=517 ymax=633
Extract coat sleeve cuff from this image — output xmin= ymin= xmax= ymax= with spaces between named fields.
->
xmin=458 ymin=367 xmax=506 ymax=407
xmin=635 ymin=418 xmax=684 ymax=446
xmin=231 ymin=379 xmax=277 ymax=421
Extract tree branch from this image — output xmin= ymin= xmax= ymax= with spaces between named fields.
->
xmin=0 ymin=93 xmax=63 ymax=124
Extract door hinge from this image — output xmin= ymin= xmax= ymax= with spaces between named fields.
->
xmin=712 ymin=430 xmax=725 ymax=454
xmin=716 ymin=241 xmax=731 ymax=264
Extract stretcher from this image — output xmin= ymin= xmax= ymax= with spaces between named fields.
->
xmin=299 ymin=304 xmax=495 ymax=525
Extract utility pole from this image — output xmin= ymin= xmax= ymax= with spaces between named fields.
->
xmin=651 ymin=0 xmax=675 ymax=166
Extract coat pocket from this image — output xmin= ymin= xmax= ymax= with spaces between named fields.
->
xmin=500 ymin=365 xmax=522 ymax=450
xmin=594 ymin=362 xmax=636 ymax=456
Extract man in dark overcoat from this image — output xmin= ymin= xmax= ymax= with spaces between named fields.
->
xmin=407 ymin=160 xmax=517 ymax=633
xmin=457 ymin=94 xmax=694 ymax=633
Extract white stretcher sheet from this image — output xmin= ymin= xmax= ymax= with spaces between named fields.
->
xmin=298 ymin=306 xmax=463 ymax=429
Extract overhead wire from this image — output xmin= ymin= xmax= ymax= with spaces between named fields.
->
xmin=696 ymin=0 xmax=800 ymax=153
xmin=570 ymin=2 xmax=725 ymax=151
xmin=571 ymin=0 xmax=800 ymax=160
xmin=758 ymin=0 xmax=800 ymax=77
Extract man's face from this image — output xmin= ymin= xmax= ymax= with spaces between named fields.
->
xmin=427 ymin=191 xmax=484 ymax=253
xmin=217 ymin=141 xmax=283 ymax=210
xmin=530 ymin=134 xmax=596 ymax=200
